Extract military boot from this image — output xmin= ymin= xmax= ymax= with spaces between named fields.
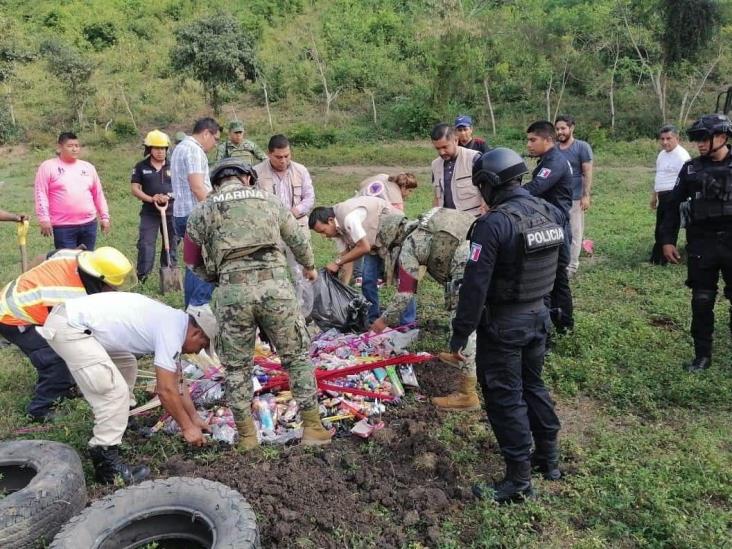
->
xmin=431 ymin=373 xmax=481 ymax=411
xmin=684 ymin=356 xmax=711 ymax=373
xmin=89 ymin=445 xmax=150 ymax=485
xmin=301 ymin=407 xmax=332 ymax=446
xmin=472 ymin=460 xmax=534 ymax=504
xmin=531 ymin=437 xmax=561 ymax=480
xmin=236 ymin=415 xmax=259 ymax=452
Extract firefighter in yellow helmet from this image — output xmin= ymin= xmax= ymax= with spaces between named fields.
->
xmin=0 ymin=246 xmax=136 ymax=421
xmin=130 ymin=129 xmax=176 ymax=284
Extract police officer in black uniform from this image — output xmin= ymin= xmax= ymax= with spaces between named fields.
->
xmin=659 ymin=114 xmax=732 ymax=372
xmin=448 ymin=148 xmax=563 ymax=503
xmin=524 ymin=120 xmax=574 ymax=333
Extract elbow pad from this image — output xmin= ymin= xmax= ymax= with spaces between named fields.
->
xmin=183 ymin=234 xmax=203 ymax=267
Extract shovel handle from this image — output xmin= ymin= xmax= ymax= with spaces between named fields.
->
xmin=158 ymin=204 xmax=172 ymax=255
xmin=17 ymin=219 xmax=29 ymax=272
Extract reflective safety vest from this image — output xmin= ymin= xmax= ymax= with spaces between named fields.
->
xmin=0 ymin=249 xmax=87 ymax=326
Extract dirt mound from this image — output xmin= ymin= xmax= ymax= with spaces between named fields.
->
xmin=156 ymin=360 xmax=486 ymax=547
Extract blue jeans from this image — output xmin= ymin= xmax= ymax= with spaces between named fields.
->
xmin=362 ymin=253 xmax=416 ymax=325
xmin=53 ymin=220 xmax=97 ymax=250
xmin=174 ymin=215 xmax=214 ymax=307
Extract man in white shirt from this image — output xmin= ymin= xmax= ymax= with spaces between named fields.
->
xmin=39 ymin=292 xmax=216 ymax=485
xmin=309 ymin=196 xmax=416 ymax=325
xmin=650 ymin=125 xmax=691 ymax=265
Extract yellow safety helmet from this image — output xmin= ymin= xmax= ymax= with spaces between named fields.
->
xmin=78 ymin=246 xmax=137 ymax=289
xmin=143 ymin=129 xmax=170 ymax=148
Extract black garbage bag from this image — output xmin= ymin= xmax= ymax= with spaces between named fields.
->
xmin=309 ymin=269 xmax=370 ymax=332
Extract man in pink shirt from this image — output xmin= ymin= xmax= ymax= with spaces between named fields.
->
xmin=34 ymin=132 xmax=110 ymax=250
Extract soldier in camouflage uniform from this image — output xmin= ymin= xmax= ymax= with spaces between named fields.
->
xmin=213 ymin=121 xmax=266 ymax=165
xmin=370 ymin=207 xmax=481 ymax=411
xmin=184 ymin=157 xmax=331 ymax=450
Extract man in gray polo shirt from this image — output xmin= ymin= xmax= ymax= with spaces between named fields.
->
xmin=555 ymin=115 xmax=593 ymax=277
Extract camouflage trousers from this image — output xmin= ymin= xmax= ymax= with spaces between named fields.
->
xmin=211 ymin=269 xmax=318 ymax=420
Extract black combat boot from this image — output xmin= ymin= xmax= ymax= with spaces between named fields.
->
xmin=89 ymin=445 xmax=150 ymax=485
xmin=472 ymin=460 xmax=534 ymax=504
xmin=684 ymin=356 xmax=711 ymax=373
xmin=531 ymin=438 xmax=561 ymax=480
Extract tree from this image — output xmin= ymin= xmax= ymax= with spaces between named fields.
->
xmin=170 ymin=13 xmax=257 ymax=114
xmin=40 ymin=40 xmax=94 ymax=127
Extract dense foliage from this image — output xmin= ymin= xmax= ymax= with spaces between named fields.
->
xmin=0 ymin=0 xmax=730 ymax=144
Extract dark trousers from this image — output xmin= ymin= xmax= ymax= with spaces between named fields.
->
xmin=685 ymin=230 xmax=732 ymax=357
xmin=52 ymin=220 xmax=98 ymax=250
xmin=137 ymin=213 xmax=178 ymax=279
xmin=173 ymin=215 xmax=214 ymax=307
xmin=549 ymin=220 xmax=573 ymax=331
xmin=476 ymin=307 xmax=561 ymax=462
xmin=650 ymin=191 xmax=678 ymax=265
xmin=0 ymin=323 xmax=75 ymax=418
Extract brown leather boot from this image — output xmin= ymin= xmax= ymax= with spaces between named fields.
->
xmin=431 ymin=374 xmax=481 ymax=411
xmin=301 ymin=407 xmax=332 ymax=446
xmin=235 ymin=415 xmax=259 ymax=452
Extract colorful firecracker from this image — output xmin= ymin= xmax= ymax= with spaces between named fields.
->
xmin=138 ymin=326 xmax=431 ymax=445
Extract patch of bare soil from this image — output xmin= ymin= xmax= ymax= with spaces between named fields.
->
xmin=100 ymin=361 xmax=604 ymax=546
xmin=315 ymin=165 xmax=431 ymax=176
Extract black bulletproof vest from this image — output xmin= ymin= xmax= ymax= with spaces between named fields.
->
xmin=486 ymin=196 xmax=563 ymax=304
xmin=689 ymin=156 xmax=732 ymax=222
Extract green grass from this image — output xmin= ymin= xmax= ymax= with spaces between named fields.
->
xmin=0 ymin=140 xmax=730 ymax=547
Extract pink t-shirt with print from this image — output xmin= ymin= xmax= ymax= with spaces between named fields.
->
xmin=34 ymin=157 xmax=109 ymax=226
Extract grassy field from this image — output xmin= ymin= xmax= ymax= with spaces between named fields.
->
xmin=0 ymin=140 xmax=730 ymax=547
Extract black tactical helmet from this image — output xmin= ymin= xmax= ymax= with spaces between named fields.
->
xmin=209 ymin=157 xmax=258 ymax=186
xmin=687 ymin=114 xmax=732 ymax=142
xmin=472 ymin=148 xmax=529 ymax=189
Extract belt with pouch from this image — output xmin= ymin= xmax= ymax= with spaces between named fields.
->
xmin=219 ymin=267 xmax=288 ymax=285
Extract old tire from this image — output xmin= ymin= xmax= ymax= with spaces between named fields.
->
xmin=51 ymin=477 xmax=260 ymax=548
xmin=0 ymin=439 xmax=87 ymax=548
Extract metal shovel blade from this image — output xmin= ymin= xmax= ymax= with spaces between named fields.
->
xmin=156 ymin=201 xmax=182 ymax=294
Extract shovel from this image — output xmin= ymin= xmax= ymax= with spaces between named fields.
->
xmin=155 ymin=201 xmax=182 ymax=294
xmin=17 ymin=217 xmax=29 ymax=272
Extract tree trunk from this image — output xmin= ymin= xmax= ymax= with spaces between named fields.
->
xmin=367 ymin=90 xmax=377 ymax=125
xmin=261 ymin=78 xmax=274 ymax=131
xmin=119 ymin=87 xmax=138 ymax=132
xmin=552 ymin=62 xmax=569 ymax=122
xmin=483 ymin=77 xmax=496 ymax=136
xmin=609 ymin=41 xmax=619 ymax=132
xmin=545 ymin=73 xmax=553 ymax=121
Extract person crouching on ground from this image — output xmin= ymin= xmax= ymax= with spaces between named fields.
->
xmin=38 ymin=292 xmax=217 ymax=485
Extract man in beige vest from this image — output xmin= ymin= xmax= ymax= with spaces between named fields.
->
xmin=431 ymin=123 xmax=483 ymax=217
xmin=309 ymin=196 xmax=415 ymax=325
xmin=255 ymin=134 xmax=316 ymax=315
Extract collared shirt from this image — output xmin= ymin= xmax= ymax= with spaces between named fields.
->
xmin=170 ymin=136 xmax=211 ymax=218
xmin=271 ymin=163 xmax=315 ymax=218
xmin=131 ymin=157 xmax=173 ymax=216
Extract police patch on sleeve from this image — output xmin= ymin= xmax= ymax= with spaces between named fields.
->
xmin=469 ymin=242 xmax=482 ymax=262
xmin=537 ymin=168 xmax=552 ymax=179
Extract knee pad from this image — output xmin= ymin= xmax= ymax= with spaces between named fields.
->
xmin=691 ymin=289 xmax=716 ymax=309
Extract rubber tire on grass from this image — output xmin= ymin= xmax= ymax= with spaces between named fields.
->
xmin=51 ymin=477 xmax=260 ymax=549
xmin=0 ymin=439 xmax=87 ymax=549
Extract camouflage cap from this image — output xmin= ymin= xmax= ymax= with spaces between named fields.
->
xmin=174 ymin=131 xmax=187 ymax=144
xmin=228 ymin=120 xmax=245 ymax=132
xmin=378 ymin=213 xmax=410 ymax=285
xmin=209 ymin=157 xmax=258 ymax=186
